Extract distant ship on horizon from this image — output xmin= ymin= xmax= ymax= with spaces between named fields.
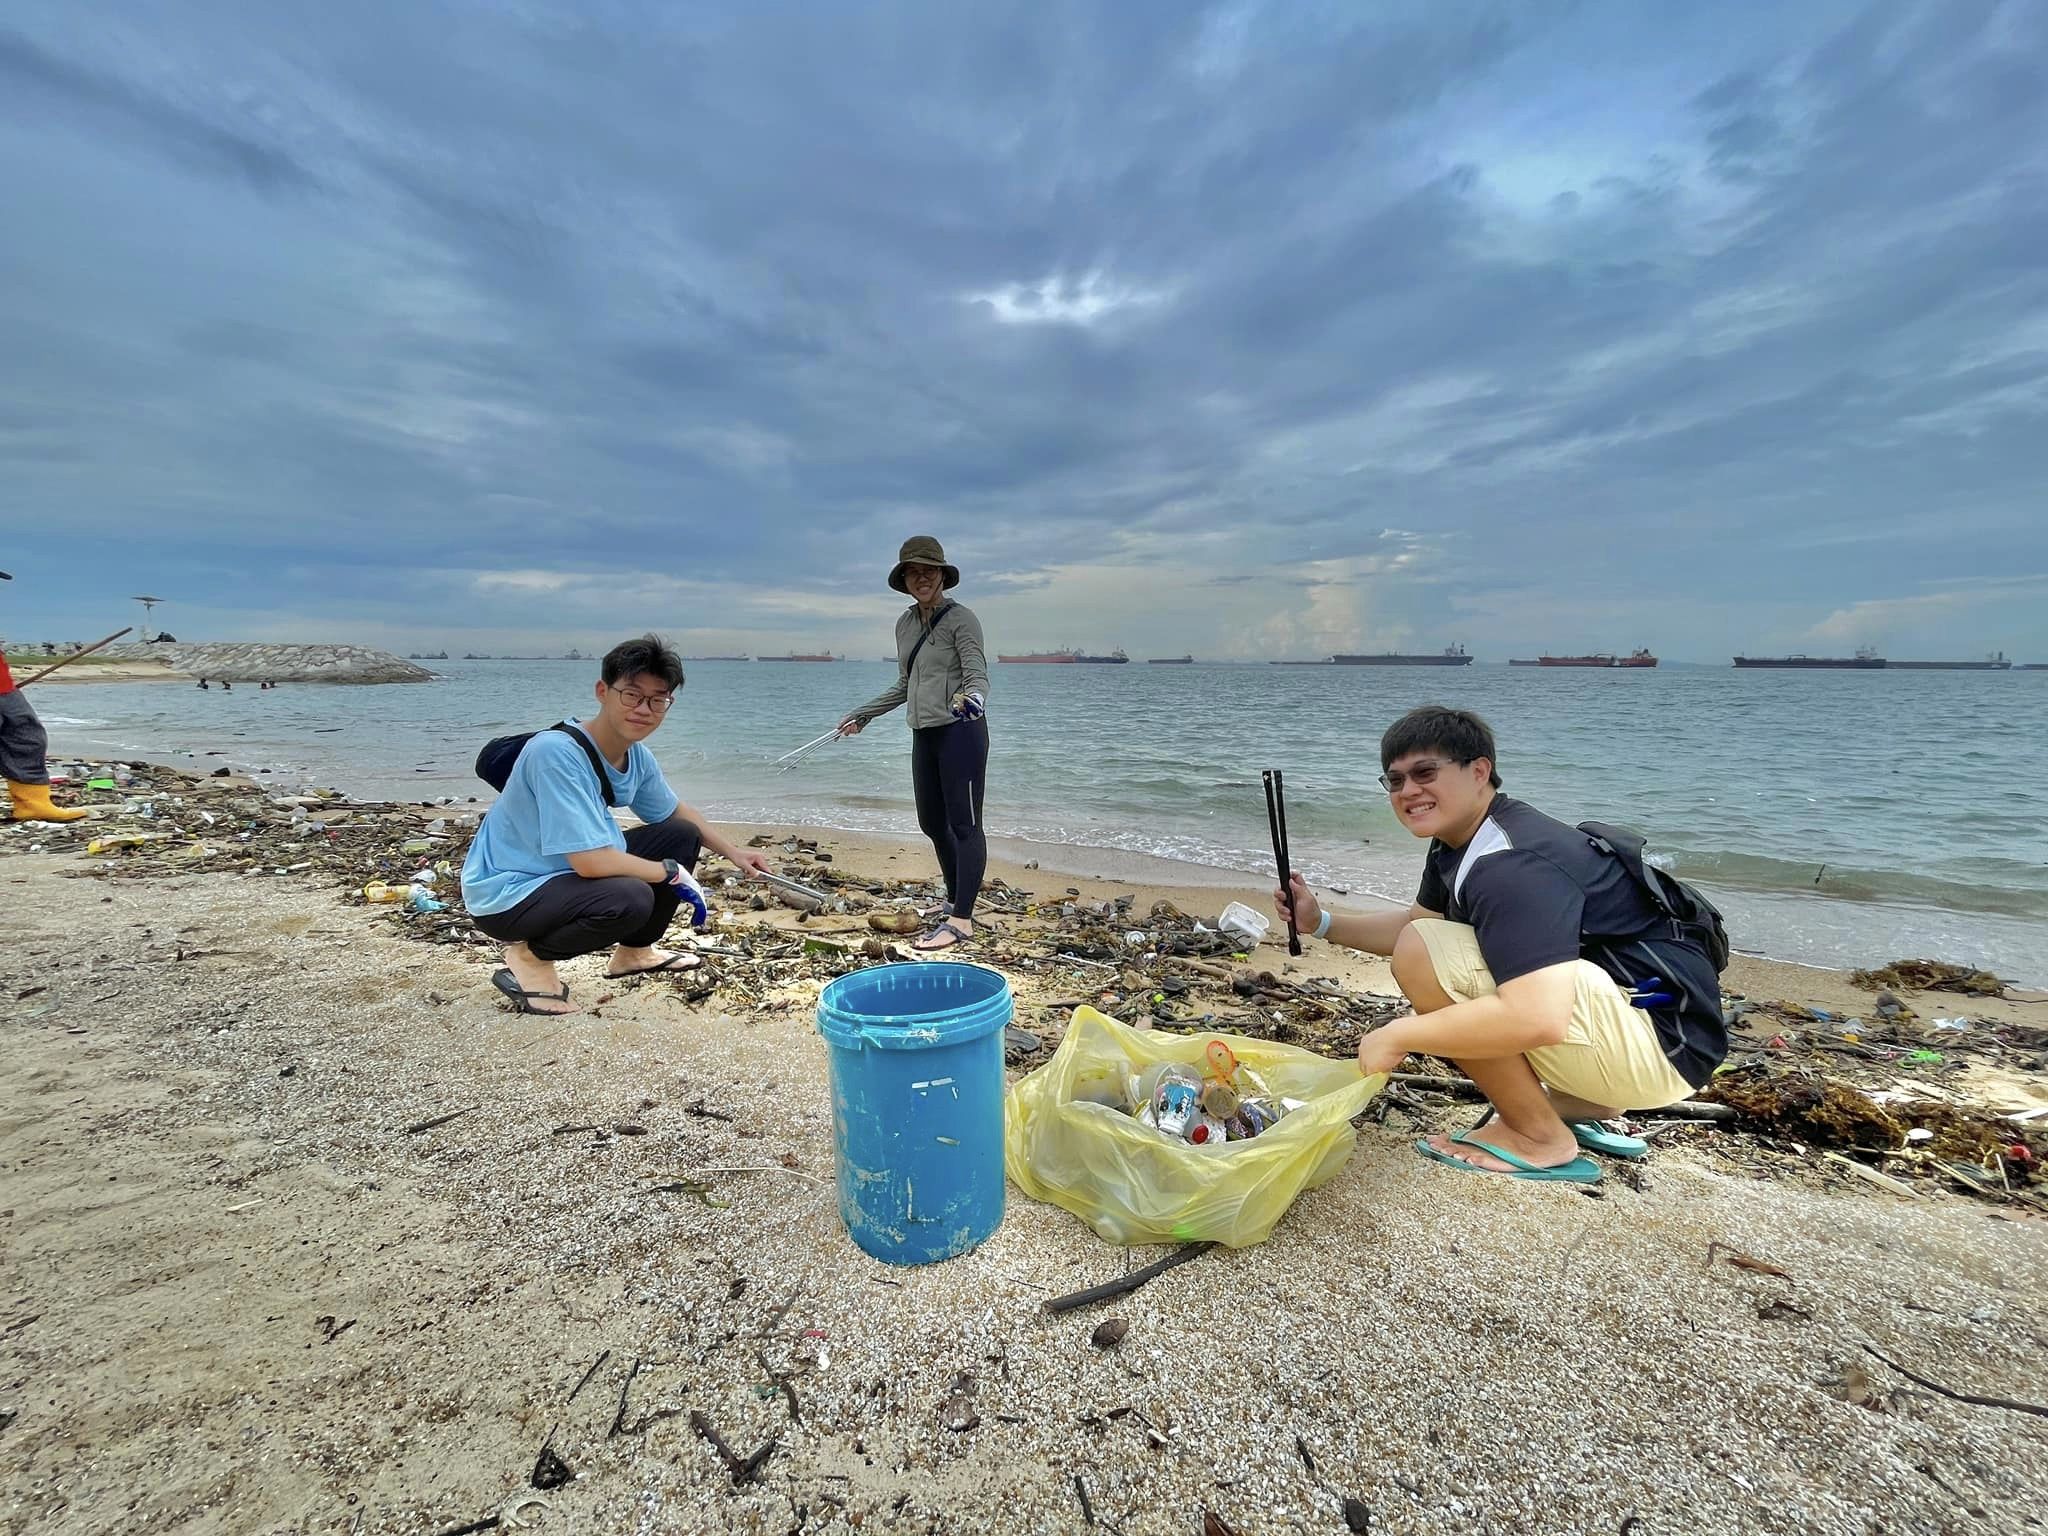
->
xmin=1890 ymin=652 xmax=2012 ymax=670
xmin=757 ymin=652 xmax=840 ymax=662
xmin=998 ymin=648 xmax=1129 ymax=663
xmin=1330 ymin=644 xmax=1473 ymax=667
xmin=1147 ymin=654 xmax=1194 ymax=664
xmin=682 ymin=655 xmax=750 ymax=662
xmin=1734 ymin=647 xmax=1886 ymax=669
xmin=1509 ymin=648 xmax=1659 ymax=668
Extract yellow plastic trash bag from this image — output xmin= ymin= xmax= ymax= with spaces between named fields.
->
xmin=1005 ymin=1007 xmax=1386 ymax=1248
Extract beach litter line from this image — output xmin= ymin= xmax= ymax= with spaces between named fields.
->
xmin=15 ymin=754 xmax=2044 ymax=1208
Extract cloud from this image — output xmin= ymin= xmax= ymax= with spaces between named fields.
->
xmin=0 ymin=26 xmax=318 ymax=194
xmin=0 ymin=1 xmax=2043 ymax=665
xmin=472 ymin=570 xmax=579 ymax=594
xmin=965 ymin=271 xmax=1171 ymax=327
xmin=1807 ymin=574 xmax=2048 ymax=647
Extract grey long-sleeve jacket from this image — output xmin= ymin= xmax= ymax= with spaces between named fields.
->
xmin=850 ymin=601 xmax=989 ymax=730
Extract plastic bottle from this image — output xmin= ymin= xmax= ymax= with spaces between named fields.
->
xmin=362 ymin=881 xmax=400 ymax=903
xmin=1135 ymin=1062 xmax=1204 ymax=1137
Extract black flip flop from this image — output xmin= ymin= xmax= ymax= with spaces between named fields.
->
xmin=491 ymin=967 xmax=573 ymax=1014
xmin=913 ymin=920 xmax=972 ymax=953
xmin=606 ymin=951 xmax=702 ymax=978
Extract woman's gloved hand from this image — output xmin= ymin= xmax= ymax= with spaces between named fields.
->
xmin=949 ymin=689 xmax=986 ymax=721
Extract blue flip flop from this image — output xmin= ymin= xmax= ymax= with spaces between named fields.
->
xmin=1568 ymin=1120 xmax=1648 ymax=1160
xmin=1414 ymin=1131 xmax=1603 ymax=1184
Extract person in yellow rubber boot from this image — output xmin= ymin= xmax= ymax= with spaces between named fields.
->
xmin=0 ymin=570 xmax=88 ymax=823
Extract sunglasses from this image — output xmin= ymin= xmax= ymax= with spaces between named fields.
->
xmin=1378 ymin=758 xmax=1459 ymax=793
xmin=610 ymin=686 xmax=675 ymax=714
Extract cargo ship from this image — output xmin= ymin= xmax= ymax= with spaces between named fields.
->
xmin=1331 ymin=644 xmax=1472 ymax=667
xmin=1733 ymin=648 xmax=1885 ymax=669
xmin=1147 ymin=654 xmax=1194 ymax=664
xmin=1530 ymin=649 xmax=1658 ymax=668
xmin=999 ymin=648 xmax=1128 ymax=663
xmin=757 ymin=652 xmax=840 ymax=662
xmin=1890 ymin=652 xmax=2012 ymax=670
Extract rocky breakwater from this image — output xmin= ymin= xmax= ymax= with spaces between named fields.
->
xmin=102 ymin=643 xmax=435 ymax=684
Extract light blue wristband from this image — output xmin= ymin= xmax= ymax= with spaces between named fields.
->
xmin=1313 ymin=908 xmax=1333 ymax=940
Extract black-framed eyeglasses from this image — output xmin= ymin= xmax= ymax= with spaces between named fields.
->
xmin=1378 ymin=758 xmax=1454 ymax=793
xmin=610 ymin=686 xmax=675 ymax=713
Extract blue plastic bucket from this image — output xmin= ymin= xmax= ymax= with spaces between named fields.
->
xmin=816 ymin=962 xmax=1011 ymax=1265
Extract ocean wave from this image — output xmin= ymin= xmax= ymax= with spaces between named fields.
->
xmin=1662 ymin=847 xmax=2048 ymax=922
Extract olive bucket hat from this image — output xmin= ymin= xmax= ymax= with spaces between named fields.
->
xmin=887 ymin=535 xmax=960 ymax=593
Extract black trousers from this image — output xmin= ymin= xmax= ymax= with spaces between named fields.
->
xmin=473 ymin=819 xmax=703 ymax=962
xmin=911 ymin=717 xmax=988 ymax=919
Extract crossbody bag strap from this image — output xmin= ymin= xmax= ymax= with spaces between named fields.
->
xmin=902 ymin=601 xmax=955 ymax=677
xmin=551 ymin=721 xmax=617 ymax=807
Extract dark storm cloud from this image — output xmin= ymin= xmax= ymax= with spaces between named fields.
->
xmin=0 ymin=27 xmax=318 ymax=194
xmin=0 ymin=0 xmax=2044 ymax=659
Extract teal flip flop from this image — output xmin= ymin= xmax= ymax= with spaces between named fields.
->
xmin=1471 ymin=1106 xmax=1647 ymax=1161
xmin=1569 ymin=1120 xmax=1648 ymax=1160
xmin=1414 ymin=1131 xmax=1603 ymax=1184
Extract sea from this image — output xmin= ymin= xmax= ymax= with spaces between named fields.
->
xmin=36 ymin=659 xmax=2048 ymax=985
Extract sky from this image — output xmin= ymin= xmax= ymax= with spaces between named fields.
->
xmin=2 ymin=0 xmax=2045 ymax=663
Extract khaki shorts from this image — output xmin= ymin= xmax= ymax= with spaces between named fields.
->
xmin=1410 ymin=919 xmax=1695 ymax=1111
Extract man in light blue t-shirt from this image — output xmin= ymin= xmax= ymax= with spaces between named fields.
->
xmin=461 ymin=633 xmax=771 ymax=1014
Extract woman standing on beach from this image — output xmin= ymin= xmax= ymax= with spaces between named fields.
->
xmin=838 ymin=536 xmax=990 ymax=952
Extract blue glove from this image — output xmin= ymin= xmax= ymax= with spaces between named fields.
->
xmin=668 ymin=861 xmax=709 ymax=927
xmin=950 ymin=689 xmax=986 ymax=722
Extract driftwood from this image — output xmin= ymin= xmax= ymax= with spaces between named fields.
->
xmin=1863 ymin=1344 xmax=2048 ymax=1419
xmin=1386 ymin=1073 xmax=1738 ymax=1122
xmin=403 ymin=1104 xmax=480 ymax=1136
xmin=690 ymin=1410 xmax=775 ymax=1482
xmin=1042 ymin=1242 xmax=1218 ymax=1314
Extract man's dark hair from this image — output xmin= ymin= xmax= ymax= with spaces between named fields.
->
xmin=601 ymin=633 xmax=685 ymax=692
xmin=1380 ymin=705 xmax=1501 ymax=788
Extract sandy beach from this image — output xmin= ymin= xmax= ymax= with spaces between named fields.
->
xmin=3 ymin=787 xmax=2046 ymax=1535
xmin=10 ymin=661 xmax=188 ymax=684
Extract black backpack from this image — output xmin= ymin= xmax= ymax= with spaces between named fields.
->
xmin=1579 ymin=820 xmax=1730 ymax=972
xmin=475 ymin=722 xmax=615 ymax=807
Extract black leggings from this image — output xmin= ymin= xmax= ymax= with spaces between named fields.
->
xmin=472 ymin=819 xmax=703 ymax=962
xmin=911 ymin=718 xmax=988 ymax=919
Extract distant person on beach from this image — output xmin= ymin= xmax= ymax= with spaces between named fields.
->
xmin=460 ymin=633 xmax=773 ymax=1015
xmin=837 ymin=535 xmax=990 ymax=951
xmin=0 ymin=569 xmax=88 ymax=824
xmin=1273 ymin=705 xmax=1727 ymax=1185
